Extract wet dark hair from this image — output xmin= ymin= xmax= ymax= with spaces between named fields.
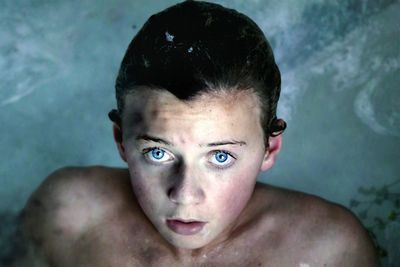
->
xmin=110 ymin=0 xmax=286 ymax=138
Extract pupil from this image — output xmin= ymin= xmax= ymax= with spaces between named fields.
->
xmin=153 ymin=149 xmax=164 ymax=159
xmin=217 ymin=152 xmax=227 ymax=162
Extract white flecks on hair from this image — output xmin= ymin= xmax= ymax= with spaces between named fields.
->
xmin=142 ymin=55 xmax=150 ymax=68
xmin=299 ymin=263 xmax=310 ymax=267
xmin=165 ymin=31 xmax=174 ymax=42
xmin=188 ymin=46 xmax=193 ymax=53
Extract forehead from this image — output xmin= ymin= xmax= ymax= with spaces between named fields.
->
xmin=122 ymin=88 xmax=263 ymax=141
xmin=123 ymin=88 xmax=261 ymax=118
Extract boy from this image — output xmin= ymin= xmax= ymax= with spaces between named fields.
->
xmin=20 ymin=1 xmax=379 ymax=266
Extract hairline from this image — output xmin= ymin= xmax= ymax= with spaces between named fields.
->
xmin=119 ymin=84 xmax=269 ymax=144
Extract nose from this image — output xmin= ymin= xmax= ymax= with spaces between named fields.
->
xmin=168 ymin=165 xmax=205 ymax=206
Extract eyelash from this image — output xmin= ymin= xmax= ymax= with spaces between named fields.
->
xmin=140 ymin=147 xmax=236 ymax=169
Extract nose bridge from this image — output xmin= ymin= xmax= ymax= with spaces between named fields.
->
xmin=168 ymin=162 xmax=205 ymax=205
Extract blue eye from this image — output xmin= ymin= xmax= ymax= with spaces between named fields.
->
xmin=151 ymin=148 xmax=165 ymax=160
xmin=210 ymin=150 xmax=236 ymax=168
xmin=143 ymin=147 xmax=174 ymax=163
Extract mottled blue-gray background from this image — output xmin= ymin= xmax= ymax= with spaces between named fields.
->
xmin=1 ymin=0 xmax=399 ymax=266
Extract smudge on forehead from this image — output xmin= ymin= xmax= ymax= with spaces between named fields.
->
xmin=120 ymin=89 xmax=186 ymax=139
xmin=121 ymin=90 xmax=151 ymax=139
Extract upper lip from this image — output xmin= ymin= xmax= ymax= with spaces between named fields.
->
xmin=168 ymin=218 xmax=206 ymax=223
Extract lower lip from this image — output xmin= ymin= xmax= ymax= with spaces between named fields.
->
xmin=166 ymin=220 xmax=207 ymax=235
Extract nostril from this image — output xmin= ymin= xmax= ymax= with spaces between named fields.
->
xmin=167 ymin=187 xmax=174 ymax=198
xmin=167 ymin=187 xmax=179 ymax=203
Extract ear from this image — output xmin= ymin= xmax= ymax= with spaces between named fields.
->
xmin=113 ymin=123 xmax=127 ymax=162
xmin=260 ymin=134 xmax=282 ymax=172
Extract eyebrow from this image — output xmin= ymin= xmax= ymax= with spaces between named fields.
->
xmin=205 ymin=140 xmax=247 ymax=147
xmin=136 ymin=134 xmax=247 ymax=147
xmin=136 ymin=134 xmax=172 ymax=146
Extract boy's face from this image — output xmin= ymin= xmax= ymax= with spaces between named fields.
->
xmin=116 ymin=88 xmax=279 ymax=250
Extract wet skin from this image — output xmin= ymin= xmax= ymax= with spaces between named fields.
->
xmin=19 ymin=90 xmax=379 ymax=267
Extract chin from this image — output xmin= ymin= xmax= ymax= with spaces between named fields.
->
xmin=164 ymin=235 xmax=210 ymax=250
xmin=158 ymin=224 xmax=215 ymax=250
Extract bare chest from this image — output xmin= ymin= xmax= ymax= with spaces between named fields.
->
xmin=69 ymin=223 xmax=269 ymax=267
xmin=63 ymin=214 xmax=331 ymax=267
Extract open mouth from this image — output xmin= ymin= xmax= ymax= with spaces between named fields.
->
xmin=166 ymin=219 xmax=207 ymax=235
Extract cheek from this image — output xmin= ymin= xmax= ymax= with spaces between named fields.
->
xmin=127 ymin=160 xmax=159 ymax=206
xmin=224 ymin=184 xmax=253 ymax=216
xmin=217 ymin=170 xmax=257 ymax=218
xmin=130 ymin=176 xmax=152 ymax=208
xmin=130 ymin=178 xmax=149 ymax=199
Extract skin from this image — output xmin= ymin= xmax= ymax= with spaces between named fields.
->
xmin=18 ymin=89 xmax=380 ymax=267
xmin=119 ymin=89 xmax=276 ymax=254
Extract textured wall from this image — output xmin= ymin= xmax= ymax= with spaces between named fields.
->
xmin=1 ymin=0 xmax=399 ymax=265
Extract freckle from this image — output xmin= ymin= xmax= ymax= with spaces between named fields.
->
xmin=132 ymin=112 xmax=144 ymax=123
xmin=150 ymin=109 xmax=159 ymax=118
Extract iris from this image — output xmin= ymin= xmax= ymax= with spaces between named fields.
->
xmin=151 ymin=148 xmax=165 ymax=160
xmin=215 ymin=151 xmax=228 ymax=163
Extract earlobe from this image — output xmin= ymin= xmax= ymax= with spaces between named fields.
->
xmin=113 ymin=123 xmax=127 ymax=162
xmin=260 ymin=134 xmax=282 ymax=172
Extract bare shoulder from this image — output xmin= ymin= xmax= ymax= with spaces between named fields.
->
xmin=20 ymin=166 xmax=132 ymax=265
xmin=253 ymin=183 xmax=380 ymax=266
xmin=23 ymin=166 xmax=131 ymax=233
